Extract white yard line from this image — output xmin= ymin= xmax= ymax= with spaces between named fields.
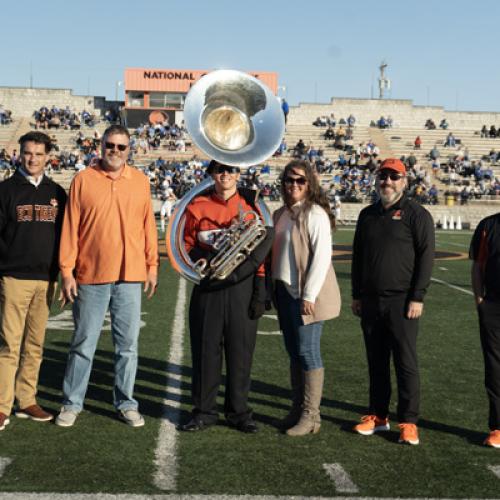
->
xmin=152 ymin=277 xmax=187 ymax=491
xmin=430 ymin=277 xmax=474 ymax=296
xmin=0 ymin=458 xmax=12 ymax=479
xmin=323 ymin=463 xmax=359 ymax=493
xmin=487 ymin=465 xmax=500 ymax=479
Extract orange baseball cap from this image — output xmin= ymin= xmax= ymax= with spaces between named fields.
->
xmin=379 ymin=158 xmax=406 ymax=175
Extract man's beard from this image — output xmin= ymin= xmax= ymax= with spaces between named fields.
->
xmin=378 ymin=188 xmax=403 ymax=206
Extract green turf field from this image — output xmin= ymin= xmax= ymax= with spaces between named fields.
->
xmin=0 ymin=228 xmax=499 ymax=498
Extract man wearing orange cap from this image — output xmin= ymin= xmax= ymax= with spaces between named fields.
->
xmin=351 ymin=158 xmax=435 ymax=446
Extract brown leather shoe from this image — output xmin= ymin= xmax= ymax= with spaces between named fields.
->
xmin=0 ymin=412 xmax=10 ymax=431
xmin=15 ymin=404 xmax=53 ymax=422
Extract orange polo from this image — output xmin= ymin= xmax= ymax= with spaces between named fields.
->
xmin=59 ymin=164 xmax=158 ymax=284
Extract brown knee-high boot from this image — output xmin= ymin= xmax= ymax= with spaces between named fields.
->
xmin=286 ymin=367 xmax=324 ymax=436
xmin=280 ymin=361 xmax=304 ymax=430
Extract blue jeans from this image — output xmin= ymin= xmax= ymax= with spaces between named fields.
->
xmin=275 ymin=281 xmax=324 ymax=371
xmin=62 ymin=282 xmax=142 ymax=412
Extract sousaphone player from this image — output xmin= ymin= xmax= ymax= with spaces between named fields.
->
xmin=169 ymin=70 xmax=284 ymax=433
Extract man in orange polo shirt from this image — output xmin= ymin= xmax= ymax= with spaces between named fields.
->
xmin=56 ymin=125 xmax=158 ymax=428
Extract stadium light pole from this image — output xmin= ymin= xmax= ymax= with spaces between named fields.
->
xmin=115 ymin=81 xmax=123 ymax=102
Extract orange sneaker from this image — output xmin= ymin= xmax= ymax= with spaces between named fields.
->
xmin=484 ymin=429 xmax=500 ymax=448
xmin=353 ymin=415 xmax=390 ymax=435
xmin=398 ymin=423 xmax=419 ymax=445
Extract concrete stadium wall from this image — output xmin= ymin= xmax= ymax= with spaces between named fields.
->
xmin=289 ymin=97 xmax=500 ymax=130
xmin=0 ymin=87 xmax=103 ymax=117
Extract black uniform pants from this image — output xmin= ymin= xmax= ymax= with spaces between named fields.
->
xmin=361 ymin=295 xmax=420 ymax=423
xmin=477 ymin=298 xmax=500 ymax=430
xmin=188 ymin=275 xmax=257 ymax=425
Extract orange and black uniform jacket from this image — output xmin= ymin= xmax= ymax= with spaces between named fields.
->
xmin=184 ymin=188 xmax=265 ymax=278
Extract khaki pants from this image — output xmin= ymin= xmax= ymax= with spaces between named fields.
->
xmin=0 ymin=277 xmax=54 ymax=415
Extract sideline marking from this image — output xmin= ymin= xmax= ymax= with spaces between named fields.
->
xmin=152 ymin=277 xmax=187 ymax=491
xmin=258 ymin=314 xmax=281 ymax=336
xmin=0 ymin=458 xmax=12 ymax=478
xmin=487 ymin=465 xmax=500 ymax=479
xmin=323 ymin=463 xmax=359 ymax=493
xmin=431 ymin=277 xmax=474 ymax=296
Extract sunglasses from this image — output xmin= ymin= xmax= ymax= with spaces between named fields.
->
xmin=284 ymin=176 xmax=307 ymax=185
xmin=104 ymin=141 xmax=128 ymax=152
xmin=212 ymin=165 xmax=240 ymax=174
xmin=377 ymin=172 xmax=404 ymax=181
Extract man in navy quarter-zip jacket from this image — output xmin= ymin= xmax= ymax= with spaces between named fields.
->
xmin=0 ymin=131 xmax=66 ymax=431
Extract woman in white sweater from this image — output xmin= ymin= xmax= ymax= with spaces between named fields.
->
xmin=272 ymin=160 xmax=341 ymax=436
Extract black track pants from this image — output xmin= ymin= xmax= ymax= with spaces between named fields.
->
xmin=361 ymin=295 xmax=420 ymax=423
xmin=477 ymin=299 xmax=500 ymax=430
xmin=188 ymin=275 xmax=257 ymax=425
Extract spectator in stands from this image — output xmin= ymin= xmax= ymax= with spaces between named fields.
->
xmin=481 ymin=125 xmax=489 ymax=138
xmin=439 ymin=118 xmax=449 ymax=130
xmin=428 ymin=184 xmax=439 ymax=204
xmin=414 ymin=136 xmax=422 ymax=150
xmin=0 ymin=149 xmax=10 ymax=169
xmin=444 ymin=132 xmax=456 ymax=148
xmin=490 ymin=126 xmax=498 ymax=138
xmin=327 ymin=113 xmax=336 ymax=127
xmin=429 ymin=145 xmax=440 ymax=161
xmin=294 ymin=139 xmax=306 ymax=158
xmin=324 ymin=126 xmax=335 ymax=140
xmin=425 ymin=119 xmax=436 ymax=130
xmin=281 ymin=99 xmax=289 ymax=125
xmin=347 ymin=114 xmax=356 ymax=127
xmin=313 ymin=116 xmax=328 ymax=127
xmin=377 ymin=116 xmax=388 ymax=129
xmin=0 ymin=105 xmax=11 ymax=125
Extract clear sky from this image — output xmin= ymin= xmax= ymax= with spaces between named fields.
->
xmin=2 ymin=0 xmax=499 ymax=112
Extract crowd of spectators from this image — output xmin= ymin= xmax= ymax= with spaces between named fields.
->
xmin=480 ymin=125 xmax=500 ymax=139
xmin=31 ymin=106 xmax=101 ymax=130
xmin=132 ymin=121 xmax=190 ymax=153
xmin=424 ymin=118 xmax=449 ymax=130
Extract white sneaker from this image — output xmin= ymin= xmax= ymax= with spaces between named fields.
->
xmin=55 ymin=407 xmax=79 ymax=427
xmin=118 ymin=409 xmax=145 ymax=427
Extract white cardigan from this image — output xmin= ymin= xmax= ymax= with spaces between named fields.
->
xmin=271 ymin=203 xmax=332 ymax=303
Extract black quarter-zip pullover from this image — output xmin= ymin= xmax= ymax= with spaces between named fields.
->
xmin=351 ymin=195 xmax=435 ymax=301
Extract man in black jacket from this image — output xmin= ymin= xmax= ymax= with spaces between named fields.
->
xmin=351 ymin=158 xmax=434 ymax=446
xmin=0 ymin=132 xmax=66 ymax=431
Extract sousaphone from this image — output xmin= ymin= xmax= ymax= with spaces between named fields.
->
xmin=166 ymin=69 xmax=285 ymax=284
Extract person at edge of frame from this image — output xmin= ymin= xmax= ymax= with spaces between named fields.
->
xmin=470 ymin=214 xmax=500 ymax=448
xmin=0 ymin=131 xmax=67 ymax=431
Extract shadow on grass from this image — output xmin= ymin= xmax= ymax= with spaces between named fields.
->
xmin=38 ymin=342 xmax=484 ymax=444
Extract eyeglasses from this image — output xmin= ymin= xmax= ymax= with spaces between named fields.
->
xmin=104 ymin=141 xmax=128 ymax=152
xmin=377 ymin=172 xmax=404 ymax=181
xmin=212 ymin=165 xmax=240 ymax=174
xmin=284 ymin=176 xmax=307 ymax=185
